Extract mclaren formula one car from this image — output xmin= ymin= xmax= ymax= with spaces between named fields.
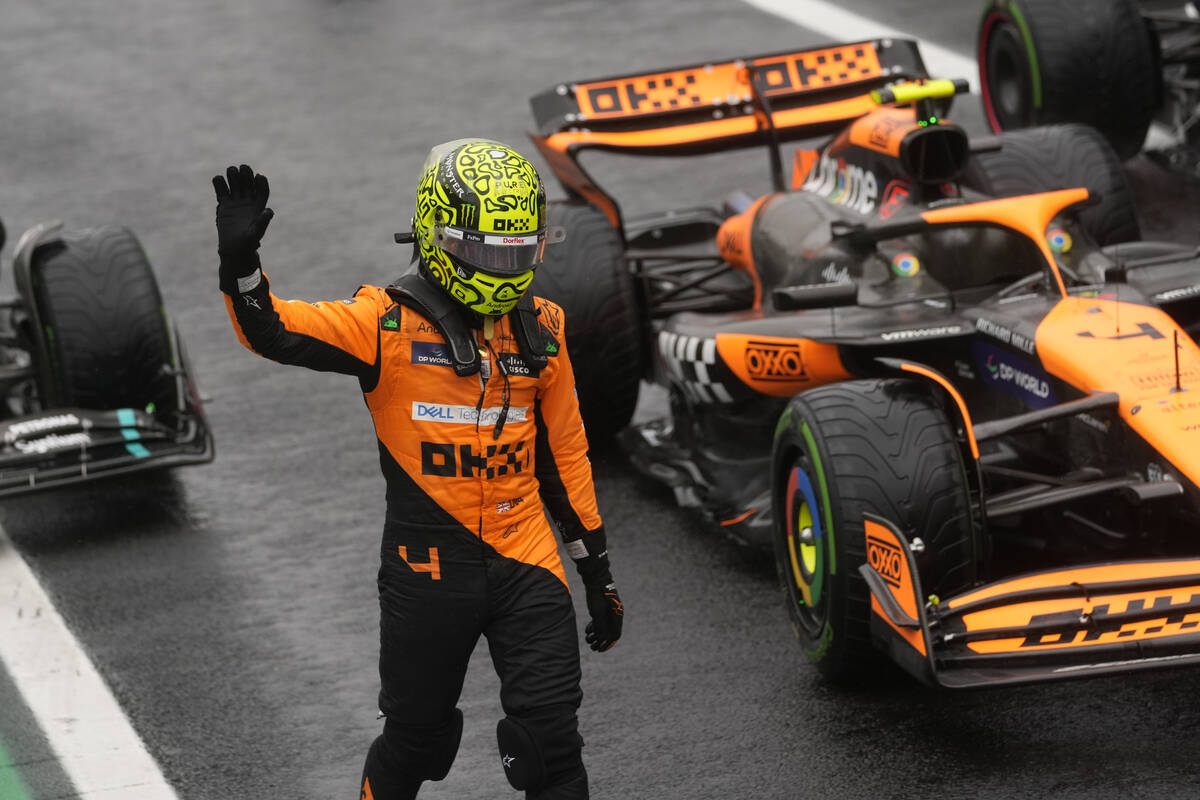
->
xmin=528 ymin=38 xmax=1200 ymax=688
xmin=0 ymin=219 xmax=213 ymax=497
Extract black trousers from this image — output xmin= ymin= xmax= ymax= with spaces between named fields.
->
xmin=367 ymin=520 xmax=585 ymax=798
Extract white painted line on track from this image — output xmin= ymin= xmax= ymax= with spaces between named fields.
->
xmin=739 ymin=0 xmax=979 ymax=91
xmin=0 ymin=524 xmax=179 ymax=799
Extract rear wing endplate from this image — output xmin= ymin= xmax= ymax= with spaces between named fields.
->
xmin=528 ymin=39 xmax=929 ymax=232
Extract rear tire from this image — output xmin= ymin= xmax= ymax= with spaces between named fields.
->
xmin=29 ymin=226 xmax=177 ymax=417
xmin=963 ymin=123 xmax=1141 ymax=245
xmin=771 ymin=379 xmax=976 ymax=682
xmin=977 ymin=0 xmax=1158 ymax=160
xmin=530 ymin=202 xmax=642 ymax=447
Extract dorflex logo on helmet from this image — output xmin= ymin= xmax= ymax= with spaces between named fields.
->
xmin=408 ymin=139 xmax=563 ymax=316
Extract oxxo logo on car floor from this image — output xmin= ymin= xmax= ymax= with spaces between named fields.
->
xmin=745 ymin=340 xmax=806 ymax=381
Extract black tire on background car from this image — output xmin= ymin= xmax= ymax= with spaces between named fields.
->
xmin=976 ymin=0 xmax=1159 ymax=160
xmin=771 ymin=379 xmax=977 ymax=682
xmin=29 ymin=226 xmax=178 ymax=417
xmin=530 ymin=201 xmax=642 ymax=447
xmin=962 ymin=123 xmax=1141 ymax=245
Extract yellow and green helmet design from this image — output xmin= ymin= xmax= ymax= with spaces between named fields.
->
xmin=413 ymin=139 xmax=554 ymax=316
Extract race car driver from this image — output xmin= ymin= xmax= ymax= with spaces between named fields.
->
xmin=213 ymin=140 xmax=624 ymax=800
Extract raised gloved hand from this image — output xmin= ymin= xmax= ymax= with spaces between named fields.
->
xmin=213 ymin=164 xmax=274 ymax=288
xmin=571 ymin=528 xmax=623 ymax=652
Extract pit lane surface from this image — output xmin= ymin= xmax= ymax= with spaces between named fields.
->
xmin=2 ymin=1 xmax=1200 ymax=798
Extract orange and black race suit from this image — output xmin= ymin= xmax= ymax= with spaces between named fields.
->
xmin=223 ymin=269 xmax=603 ymax=797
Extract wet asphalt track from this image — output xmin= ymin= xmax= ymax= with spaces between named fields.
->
xmin=4 ymin=1 xmax=1200 ymax=798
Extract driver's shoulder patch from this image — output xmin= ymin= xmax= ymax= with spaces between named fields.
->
xmin=533 ymin=296 xmax=564 ymax=353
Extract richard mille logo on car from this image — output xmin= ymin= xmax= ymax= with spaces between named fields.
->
xmin=745 ymin=341 xmax=806 ymax=381
xmin=975 ymin=317 xmax=1036 ymax=355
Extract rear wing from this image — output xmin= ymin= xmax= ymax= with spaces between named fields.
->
xmin=528 ymin=39 xmax=930 ymax=232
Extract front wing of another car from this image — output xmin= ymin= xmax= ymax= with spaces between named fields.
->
xmin=0 ymin=405 xmax=213 ymax=497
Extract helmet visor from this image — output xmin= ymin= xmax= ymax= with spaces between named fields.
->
xmin=435 ymin=224 xmax=555 ymax=276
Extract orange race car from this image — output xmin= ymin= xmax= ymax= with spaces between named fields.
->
xmin=526 ymin=38 xmax=1200 ymax=688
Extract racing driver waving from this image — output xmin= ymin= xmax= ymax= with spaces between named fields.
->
xmin=214 ymin=140 xmax=623 ymax=800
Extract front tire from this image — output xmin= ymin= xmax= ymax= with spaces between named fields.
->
xmin=28 ymin=226 xmax=178 ymax=418
xmin=771 ymin=379 xmax=977 ymax=681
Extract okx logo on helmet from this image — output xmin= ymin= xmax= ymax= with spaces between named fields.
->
xmin=411 ymin=139 xmax=561 ymax=317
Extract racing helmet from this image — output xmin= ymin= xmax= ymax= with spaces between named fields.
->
xmin=411 ymin=139 xmax=555 ymax=316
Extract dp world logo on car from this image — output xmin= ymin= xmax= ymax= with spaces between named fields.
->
xmin=973 ymin=342 xmax=1055 ymax=409
xmin=745 ymin=340 xmax=806 ymax=381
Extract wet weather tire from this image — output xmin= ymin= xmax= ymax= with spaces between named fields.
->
xmin=771 ymin=379 xmax=977 ymax=682
xmin=530 ymin=202 xmax=642 ymax=447
xmin=963 ymin=123 xmax=1141 ymax=245
xmin=977 ymin=0 xmax=1158 ymax=160
xmin=30 ymin=226 xmax=177 ymax=415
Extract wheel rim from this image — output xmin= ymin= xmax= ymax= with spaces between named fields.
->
xmin=979 ymin=13 xmax=1036 ymax=133
xmin=783 ymin=463 xmax=827 ymax=636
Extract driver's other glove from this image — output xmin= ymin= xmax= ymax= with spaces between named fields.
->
xmin=570 ymin=528 xmax=624 ymax=652
xmin=213 ymin=164 xmax=274 ymax=294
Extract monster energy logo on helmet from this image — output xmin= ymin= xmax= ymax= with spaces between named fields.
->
xmin=412 ymin=139 xmax=559 ymax=317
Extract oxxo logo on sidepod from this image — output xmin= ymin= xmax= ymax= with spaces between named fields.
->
xmin=745 ymin=340 xmax=806 ymax=382
xmin=866 ymin=535 xmax=904 ymax=589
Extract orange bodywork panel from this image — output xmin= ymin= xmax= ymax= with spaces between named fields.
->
xmin=864 ymin=516 xmax=927 ymax=656
xmin=847 ymin=107 xmax=918 ymax=157
xmin=921 ymin=188 xmax=1089 ymax=297
xmin=537 ymin=94 xmax=881 ymax=157
xmin=898 ymin=362 xmax=980 ymax=460
xmin=945 ymin=560 xmax=1200 ymax=655
xmin=790 ymin=148 xmax=820 ymax=190
xmin=714 ymin=333 xmax=850 ymax=396
xmin=1035 ymin=297 xmax=1200 ymax=488
xmin=716 ymin=193 xmax=777 ymax=309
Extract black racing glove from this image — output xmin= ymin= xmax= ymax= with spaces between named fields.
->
xmin=213 ymin=164 xmax=274 ymax=293
xmin=570 ymin=528 xmax=623 ymax=652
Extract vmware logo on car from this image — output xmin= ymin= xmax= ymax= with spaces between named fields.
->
xmin=973 ymin=342 xmax=1055 ymax=409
